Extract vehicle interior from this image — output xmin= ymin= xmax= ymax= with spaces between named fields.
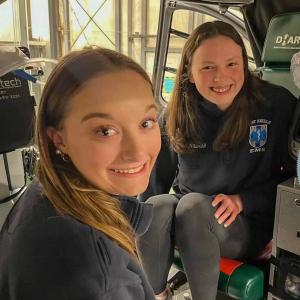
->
xmin=0 ymin=1 xmax=300 ymax=300
xmin=153 ymin=1 xmax=300 ymax=299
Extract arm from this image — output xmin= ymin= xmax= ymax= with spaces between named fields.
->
xmin=240 ymin=147 xmax=295 ymax=216
xmin=138 ymin=111 xmax=178 ymax=201
xmin=212 ymin=87 xmax=297 ymax=223
xmin=240 ymin=88 xmax=296 ymax=216
xmin=240 ymin=177 xmax=283 ymax=216
xmin=211 ymin=145 xmax=294 ymax=225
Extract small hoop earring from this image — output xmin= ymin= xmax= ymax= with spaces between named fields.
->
xmin=55 ymin=149 xmax=70 ymax=162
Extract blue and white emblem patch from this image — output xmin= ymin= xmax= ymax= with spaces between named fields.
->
xmin=249 ymin=124 xmax=267 ymax=148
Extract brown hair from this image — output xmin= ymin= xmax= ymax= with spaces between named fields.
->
xmin=167 ymin=21 xmax=264 ymax=153
xmin=36 ymin=47 xmax=152 ymax=257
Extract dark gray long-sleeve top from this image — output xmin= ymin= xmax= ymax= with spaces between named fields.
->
xmin=0 ymin=180 xmax=155 ymax=300
xmin=140 ymin=81 xmax=296 ymax=241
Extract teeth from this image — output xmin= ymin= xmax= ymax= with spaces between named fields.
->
xmin=113 ymin=165 xmax=144 ymax=174
xmin=212 ymin=86 xmax=230 ymax=93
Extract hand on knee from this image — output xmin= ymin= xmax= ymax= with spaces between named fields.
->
xmin=212 ymin=194 xmax=243 ymax=227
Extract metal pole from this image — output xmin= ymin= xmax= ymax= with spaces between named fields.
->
xmin=115 ymin=0 xmax=121 ymax=52
xmin=48 ymin=0 xmax=62 ymax=59
xmin=62 ymin=0 xmax=71 ymax=54
xmin=128 ymin=0 xmax=133 ymax=57
xmin=17 ymin=0 xmax=29 ymax=48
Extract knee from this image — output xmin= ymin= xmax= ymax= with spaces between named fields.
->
xmin=175 ymin=193 xmax=212 ymax=225
xmin=146 ymin=194 xmax=177 ymax=229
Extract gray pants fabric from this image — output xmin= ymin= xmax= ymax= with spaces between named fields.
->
xmin=137 ymin=193 xmax=253 ymax=300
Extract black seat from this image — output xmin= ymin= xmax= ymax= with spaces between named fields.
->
xmin=259 ymin=12 xmax=300 ymax=98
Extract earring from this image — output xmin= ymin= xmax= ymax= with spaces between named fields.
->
xmin=55 ymin=149 xmax=70 ymax=162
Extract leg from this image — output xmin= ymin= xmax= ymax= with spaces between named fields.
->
xmin=136 ymin=194 xmax=179 ymax=294
xmin=175 ymin=193 xmax=250 ymax=300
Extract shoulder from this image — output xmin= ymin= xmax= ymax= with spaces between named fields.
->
xmin=1 ymin=180 xmax=92 ymax=240
xmin=255 ymin=79 xmax=297 ymax=118
xmin=0 ymin=182 xmax=148 ymax=298
xmin=0 ymin=182 xmax=108 ymax=296
xmin=0 ymin=180 xmax=102 ymax=269
xmin=1 ymin=181 xmax=129 ymax=266
xmin=258 ymin=80 xmax=297 ymax=106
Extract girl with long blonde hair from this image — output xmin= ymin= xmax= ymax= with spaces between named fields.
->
xmin=0 ymin=48 xmax=161 ymax=300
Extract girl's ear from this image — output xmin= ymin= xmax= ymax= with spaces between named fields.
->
xmin=189 ymin=73 xmax=195 ymax=83
xmin=187 ymin=67 xmax=194 ymax=83
xmin=47 ymin=127 xmax=68 ymax=153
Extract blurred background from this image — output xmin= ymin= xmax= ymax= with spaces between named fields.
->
xmin=0 ymin=0 xmax=247 ymax=101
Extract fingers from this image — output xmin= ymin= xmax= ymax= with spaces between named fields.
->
xmin=223 ymin=213 xmax=236 ymax=227
xmin=213 ymin=198 xmax=228 ymax=220
xmin=212 ymin=194 xmax=241 ymax=227
xmin=216 ymin=207 xmax=232 ymax=225
xmin=211 ymin=194 xmax=224 ymax=207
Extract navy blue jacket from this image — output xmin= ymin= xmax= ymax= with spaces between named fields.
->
xmin=0 ymin=181 xmax=155 ymax=300
xmin=140 ymin=81 xmax=296 ymax=240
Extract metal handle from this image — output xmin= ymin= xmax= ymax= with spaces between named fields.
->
xmin=295 ymin=199 xmax=300 ymax=207
xmin=183 ymin=292 xmax=192 ymax=300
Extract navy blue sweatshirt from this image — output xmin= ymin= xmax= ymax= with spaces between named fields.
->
xmin=0 ymin=181 xmax=155 ymax=300
xmin=140 ymin=81 xmax=296 ymax=238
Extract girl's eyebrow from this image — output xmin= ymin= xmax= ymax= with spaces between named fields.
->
xmin=200 ymin=56 xmax=241 ymax=64
xmin=81 ymin=112 xmax=113 ymax=123
xmin=147 ymin=104 xmax=158 ymax=112
xmin=81 ymin=104 xmax=157 ymax=123
xmin=226 ymin=56 xmax=241 ymax=61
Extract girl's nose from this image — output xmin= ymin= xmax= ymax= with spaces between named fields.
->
xmin=120 ymin=132 xmax=146 ymax=162
xmin=213 ymin=68 xmax=226 ymax=82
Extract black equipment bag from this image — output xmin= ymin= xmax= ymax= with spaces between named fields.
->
xmin=0 ymin=72 xmax=35 ymax=154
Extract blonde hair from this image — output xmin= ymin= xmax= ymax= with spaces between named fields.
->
xmin=36 ymin=48 xmax=152 ymax=257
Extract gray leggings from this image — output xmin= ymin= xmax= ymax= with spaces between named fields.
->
xmin=137 ymin=193 xmax=255 ymax=300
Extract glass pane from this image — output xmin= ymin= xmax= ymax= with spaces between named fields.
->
xmin=132 ymin=0 xmax=142 ymax=34
xmin=147 ymin=36 xmax=156 ymax=48
xmin=169 ymin=34 xmax=186 ymax=49
xmin=228 ymin=7 xmax=243 ymax=19
xmin=121 ymin=0 xmax=128 ymax=54
xmin=75 ymin=0 xmax=106 ymax=15
xmin=172 ymin=9 xmax=191 ymax=33
xmin=69 ymin=0 xmax=115 ymax=50
xmin=162 ymin=71 xmax=176 ymax=102
xmin=166 ymin=52 xmax=182 ymax=70
xmin=30 ymin=0 xmax=50 ymax=41
xmin=146 ymin=0 xmax=159 ymax=48
xmin=145 ymin=51 xmax=154 ymax=77
xmin=147 ymin=0 xmax=159 ymax=35
xmin=193 ymin=13 xmax=216 ymax=27
xmin=0 ymin=0 xmax=15 ymax=42
xmin=93 ymin=1 xmax=115 ymax=45
xmin=72 ymin=21 xmax=115 ymax=49
xmin=162 ymin=53 xmax=182 ymax=101
xmin=169 ymin=10 xmax=215 ymax=49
